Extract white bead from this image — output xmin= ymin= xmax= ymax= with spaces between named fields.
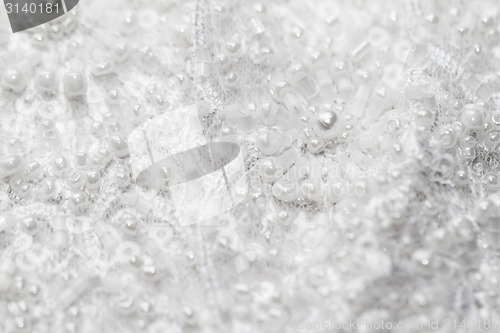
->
xmin=438 ymin=128 xmax=457 ymax=149
xmin=36 ymin=71 xmax=58 ymax=95
xmin=0 ymin=155 xmax=22 ymax=178
xmin=461 ymin=106 xmax=484 ymax=130
xmin=92 ymin=62 xmax=116 ymax=77
xmin=108 ymin=134 xmax=129 ymax=158
xmin=259 ymin=158 xmax=283 ymax=183
xmin=37 ymin=178 xmax=58 ymax=200
xmin=63 ymin=72 xmax=87 ymax=98
xmin=272 ymin=179 xmax=298 ymax=202
xmin=307 ymin=138 xmax=326 ymax=154
xmin=67 ymin=170 xmax=84 ymax=189
xmin=86 ymin=171 xmax=101 ymax=192
xmin=53 ymin=157 xmax=70 ymax=177
xmin=1 ymin=69 xmax=25 ymax=93
xmin=68 ymin=192 xmax=90 ymax=215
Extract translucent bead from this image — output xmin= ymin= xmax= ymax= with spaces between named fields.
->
xmin=484 ymin=131 xmax=500 ymax=148
xmin=270 ymin=80 xmax=291 ymax=102
xmin=21 ymin=216 xmax=37 ymax=232
xmin=459 ymin=147 xmax=476 ymax=162
xmin=288 ymin=63 xmax=317 ymax=98
xmin=37 ymin=179 xmax=58 ymax=200
xmin=91 ymin=61 xmax=116 ymax=77
xmin=299 ymin=179 xmax=324 ymax=202
xmin=256 ymin=131 xmax=292 ymax=156
xmin=484 ymin=173 xmax=500 ymax=192
xmin=36 ymin=71 xmax=58 ymax=95
xmin=225 ymin=72 xmax=239 ymax=87
xmin=67 ymin=170 xmax=84 ymax=189
xmin=52 ymin=216 xmax=68 ymax=248
xmin=53 ymin=157 xmax=70 ymax=177
xmin=75 ymin=152 xmax=89 ymax=169
xmin=93 ymin=148 xmax=113 ymax=167
xmin=108 ymin=134 xmax=129 ymax=158
xmin=1 ymin=69 xmax=26 ymax=93
xmin=63 ymin=72 xmax=87 ymax=98
xmin=307 ymin=138 xmax=326 ymax=154
xmin=0 ymin=192 xmax=9 ymax=211
xmin=272 ymin=179 xmax=298 ymax=202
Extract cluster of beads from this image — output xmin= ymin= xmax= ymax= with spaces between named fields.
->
xmin=1 ymin=0 xmax=500 ymax=332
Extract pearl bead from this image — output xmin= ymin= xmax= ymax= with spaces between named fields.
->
xmin=53 ymin=157 xmax=70 ymax=177
xmin=86 ymin=171 xmax=101 ymax=192
xmin=124 ymin=218 xmax=139 ymax=235
xmin=108 ymin=134 xmax=129 ymax=158
xmin=484 ymin=173 xmax=500 ymax=192
xmin=259 ymin=158 xmax=283 ymax=183
xmin=461 ymin=106 xmax=484 ymax=130
xmin=63 ymin=72 xmax=87 ymax=98
xmin=225 ymin=72 xmax=238 ymax=87
xmin=438 ymin=128 xmax=457 ymax=149
xmin=225 ymin=41 xmax=242 ymax=56
xmin=1 ymin=69 xmax=26 ymax=93
xmin=453 ymin=169 xmax=468 ymax=187
xmin=22 ymin=216 xmax=37 ymax=231
xmin=307 ymin=138 xmax=326 ymax=154
xmin=485 ymin=131 xmax=500 ymax=148
xmin=36 ymin=71 xmax=58 ymax=95
xmin=0 ymin=155 xmax=22 ymax=178
xmin=68 ymin=192 xmax=90 ymax=214
xmin=91 ymin=62 xmax=116 ymax=77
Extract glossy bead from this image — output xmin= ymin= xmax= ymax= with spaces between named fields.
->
xmin=0 ymin=155 xmax=22 ymax=178
xmin=307 ymin=138 xmax=326 ymax=154
xmin=68 ymin=192 xmax=90 ymax=215
xmin=459 ymin=147 xmax=476 ymax=162
xmin=438 ymin=128 xmax=457 ymax=149
xmin=453 ymin=169 xmax=468 ymax=187
xmin=67 ymin=170 xmax=84 ymax=189
xmin=1 ymin=69 xmax=25 ymax=93
xmin=36 ymin=71 xmax=58 ymax=95
xmin=259 ymin=158 xmax=283 ymax=183
xmin=63 ymin=72 xmax=87 ymax=98
xmin=37 ymin=179 xmax=58 ymax=200
xmin=91 ymin=62 xmax=116 ymax=77
xmin=484 ymin=173 xmax=500 ymax=192
xmin=86 ymin=171 xmax=101 ymax=192
xmin=53 ymin=157 xmax=70 ymax=177
xmin=461 ymin=106 xmax=484 ymax=130
xmin=108 ymin=135 xmax=129 ymax=158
